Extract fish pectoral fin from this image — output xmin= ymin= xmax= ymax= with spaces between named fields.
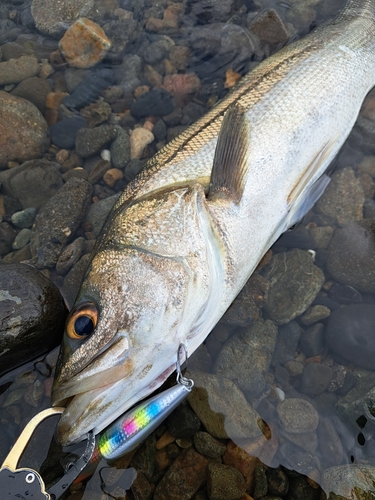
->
xmin=285 ymin=138 xmax=338 ymax=230
xmin=207 ymin=104 xmax=250 ymax=204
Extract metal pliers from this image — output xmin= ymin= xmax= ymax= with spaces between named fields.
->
xmin=0 ymin=408 xmax=95 ymax=499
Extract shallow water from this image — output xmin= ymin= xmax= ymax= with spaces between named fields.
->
xmin=1 ymin=0 xmax=375 ymax=498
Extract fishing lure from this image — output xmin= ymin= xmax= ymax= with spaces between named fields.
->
xmin=94 ymin=343 xmax=194 ymax=461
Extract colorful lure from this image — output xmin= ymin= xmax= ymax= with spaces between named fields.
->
xmin=93 ymin=344 xmax=194 ymax=461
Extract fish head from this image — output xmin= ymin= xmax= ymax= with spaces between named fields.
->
xmin=51 ymin=244 xmax=190 ymax=446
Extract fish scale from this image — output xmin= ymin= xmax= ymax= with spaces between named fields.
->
xmin=52 ymin=0 xmax=375 ymax=446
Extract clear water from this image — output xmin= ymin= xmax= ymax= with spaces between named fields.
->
xmin=0 ymin=0 xmax=375 ymax=498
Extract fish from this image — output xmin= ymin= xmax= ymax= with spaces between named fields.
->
xmin=52 ymin=0 xmax=375 ymax=445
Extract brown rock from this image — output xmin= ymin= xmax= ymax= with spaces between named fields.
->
xmin=207 ymin=463 xmax=246 ymax=500
xmin=0 ymin=91 xmax=49 ymax=168
xmin=162 ymin=73 xmax=201 ymax=107
xmin=0 ymin=56 xmax=39 ymax=85
xmin=103 ymin=168 xmax=123 ymax=187
xmin=130 ymin=127 xmax=154 ymax=159
xmin=59 ymin=18 xmax=112 ymax=68
xmin=249 ymin=9 xmax=290 ymax=44
xmin=223 ymin=441 xmax=261 ymax=492
xmin=225 ymin=69 xmax=242 ymax=89
xmin=154 ymin=447 xmax=210 ymax=500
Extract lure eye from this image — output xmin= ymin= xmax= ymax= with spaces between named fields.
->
xmin=66 ymin=302 xmax=98 ymax=339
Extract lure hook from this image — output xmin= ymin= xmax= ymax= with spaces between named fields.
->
xmin=176 ymin=343 xmax=194 ymax=390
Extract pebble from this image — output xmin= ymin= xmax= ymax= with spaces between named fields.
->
xmin=325 ymin=304 xmax=375 ymax=370
xmin=63 ymin=69 xmax=115 ymax=110
xmin=114 ymin=54 xmax=142 ymax=94
xmin=300 ymin=362 xmax=333 ymax=395
xmin=326 ymin=219 xmax=375 ymax=293
xmin=80 ymin=101 xmax=112 ymax=128
xmin=315 ymin=167 xmax=365 ymax=226
xmin=223 ymin=440 xmax=260 ymax=492
xmin=56 ymin=236 xmax=85 ymax=275
xmin=12 ymin=228 xmax=31 ymax=250
xmin=130 ymin=127 xmax=155 ymax=159
xmin=87 ymin=159 xmax=112 ymax=184
xmin=0 ymin=223 xmax=16 ymax=255
xmin=317 ymin=418 xmax=344 ymax=467
xmin=193 ymin=432 xmax=226 ymax=458
xmin=299 ymin=323 xmax=325 ymax=358
xmin=103 ymin=168 xmax=123 ymax=187
xmin=249 ymin=9 xmax=290 ymax=44
xmin=263 ymin=249 xmax=324 ymax=325
xmin=83 ymin=192 xmax=119 ymax=237
xmin=75 ymin=124 xmax=118 ymax=157
xmin=0 ymin=159 xmax=63 ymax=210
xmin=49 ymin=116 xmax=88 ymax=149
xmin=0 ymin=91 xmax=49 ymax=168
xmin=130 ymin=88 xmax=175 ymax=118
xmin=162 ymin=73 xmax=202 ymax=107
xmin=59 ymin=17 xmax=112 ymax=68
xmin=11 ymin=76 xmax=52 ymax=115
xmin=266 ymin=467 xmax=289 ymax=496
xmin=31 ymin=0 xmax=95 ymax=38
xmin=0 ymin=263 xmax=66 ymax=375
xmin=167 ymin=402 xmax=201 ymax=439
xmin=284 ymin=360 xmax=304 ymax=377
xmin=110 ymin=126 xmax=131 ymax=169
xmin=308 ymin=224 xmax=334 ymax=249
xmin=206 ymin=463 xmax=246 ymax=500
xmin=0 ymin=55 xmax=39 ymax=85
xmin=271 ymin=321 xmax=302 ymax=367
xmin=214 ymin=319 xmax=277 ymax=396
xmin=124 ymin=158 xmax=145 ymax=182
xmin=277 ymin=398 xmax=319 ymax=434
xmin=10 ymin=208 xmax=37 ymax=229
xmin=301 ymin=305 xmax=330 ymax=325
xmin=30 ymin=178 xmax=92 ymax=268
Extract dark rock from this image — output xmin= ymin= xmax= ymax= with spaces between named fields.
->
xmin=12 ymin=228 xmax=31 ymax=250
xmin=124 ymin=159 xmax=145 ymax=182
xmin=50 ymin=116 xmax=88 ymax=150
xmin=113 ymin=54 xmax=142 ymax=94
xmin=61 ymin=253 xmax=91 ymax=309
xmin=130 ymin=471 xmax=153 ymax=500
xmin=141 ymin=38 xmax=174 ymax=65
xmin=263 ymin=249 xmax=324 ymax=325
xmin=110 ymin=126 xmax=131 ymax=169
xmin=0 ymin=263 xmax=66 ymax=375
xmin=153 ymin=447 xmax=210 ymax=500
xmin=30 ymin=178 xmax=92 ymax=268
xmin=130 ymin=88 xmax=175 ymax=118
xmin=75 ymin=124 xmax=118 ymax=157
xmin=325 ymin=304 xmax=375 ymax=370
xmin=11 ymin=76 xmax=51 ymax=114
xmin=163 ymin=107 xmax=183 ymax=127
xmin=326 ymin=219 xmax=375 ymax=293
xmin=102 ymin=18 xmax=141 ymax=54
xmin=153 ymin=119 xmax=167 ymax=142
xmin=271 ymin=321 xmax=302 ymax=367
xmin=0 ymin=159 xmax=63 ymax=210
xmin=167 ymin=402 xmax=201 ymax=438
xmin=63 ymin=69 xmax=115 ymax=110
xmin=277 ymin=398 xmax=319 ymax=434
xmin=56 ymin=236 xmax=85 ymax=275
xmin=328 ymin=283 xmax=362 ymax=304
xmin=288 ymin=476 xmax=320 ymax=500
xmin=83 ymin=193 xmax=120 ymax=237
xmin=214 ymin=319 xmax=277 ymax=396
xmin=0 ymin=223 xmax=16 ymax=255
xmin=130 ymin=432 xmax=156 ymax=481
xmin=187 ymin=0 xmax=236 ymax=23
xmin=301 ymin=305 xmax=330 ymax=325
xmin=253 ymin=464 xmax=268 ymax=498
xmin=299 ymin=323 xmax=325 ymax=358
xmin=206 ymin=463 xmax=246 ymax=500
xmin=193 ymin=432 xmax=226 ymax=458
xmin=300 ymin=363 xmax=333 ymax=396
xmin=10 ymin=208 xmax=37 ymax=229
xmin=80 ymin=101 xmax=112 ymax=128
xmin=266 ymin=467 xmax=289 ymax=496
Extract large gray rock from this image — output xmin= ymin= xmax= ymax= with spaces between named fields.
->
xmin=263 ymin=249 xmax=325 ymax=325
xmin=0 ymin=263 xmax=66 ymax=375
xmin=323 ymin=465 xmax=375 ymax=499
xmin=30 ymin=178 xmax=92 ymax=268
xmin=0 ymin=56 xmax=39 ymax=85
xmin=83 ymin=193 xmax=119 ymax=237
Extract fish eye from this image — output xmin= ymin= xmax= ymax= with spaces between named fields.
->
xmin=66 ymin=302 xmax=98 ymax=339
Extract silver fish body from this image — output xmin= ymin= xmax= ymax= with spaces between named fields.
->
xmin=52 ymin=0 xmax=375 ymax=445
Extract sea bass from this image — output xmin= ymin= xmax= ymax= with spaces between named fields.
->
xmin=52 ymin=0 xmax=375 ymax=445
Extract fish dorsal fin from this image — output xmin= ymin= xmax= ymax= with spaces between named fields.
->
xmin=208 ymin=104 xmax=250 ymax=204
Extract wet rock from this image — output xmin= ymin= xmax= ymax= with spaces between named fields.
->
xmin=103 ymin=168 xmax=123 ymax=187
xmin=223 ymin=440 xmax=260 ymax=492
xmin=288 ymin=476 xmax=320 ymax=500
xmin=84 ymin=193 xmax=119 ymax=237
xmin=50 ymin=116 xmax=88 ymax=149
xmin=325 ymin=304 xmax=375 ymax=370
xmin=326 ymin=219 xmax=375 ymax=293
xmin=309 ymin=224 xmax=334 ymax=249
xmin=87 ymin=159 xmax=112 ymax=184
xmin=75 ymin=124 xmax=117 ymax=157
xmin=254 ymin=464 xmax=268 ymax=498
xmin=59 ymin=17 xmax=111 ymax=68
xmin=11 ymin=77 xmax=51 ymax=115
xmin=30 ymin=178 xmax=92 ymax=268
xmin=193 ymin=432 xmax=226 ymax=458
xmin=187 ymin=371 xmax=264 ymax=441
xmin=263 ymin=249 xmax=324 ymax=325
xmin=277 ymin=398 xmax=319 ymax=434
xmin=130 ymin=127 xmax=155 ymax=159
xmin=249 ymin=9 xmax=290 ymax=44
xmin=317 ymin=418 xmax=344 ymax=467
xmin=63 ymin=69 xmax=115 ymax=110
xmin=187 ymin=0 xmax=236 ymax=23
xmin=299 ymin=323 xmax=325 ymax=358
xmin=267 ymin=467 xmax=289 ymax=496
xmin=167 ymin=402 xmax=201 ymax=439
xmin=114 ymin=54 xmax=142 ymax=94
xmin=0 ymin=91 xmax=49 ymax=168
xmin=221 ymin=274 xmax=269 ymax=326
xmin=11 ymin=208 xmax=37 ymax=229
xmin=130 ymin=88 xmax=175 ymax=118
xmin=12 ymin=228 xmax=31 ymax=250
xmin=0 ymin=55 xmax=39 ymax=85
xmin=31 ymin=0 xmax=95 ymax=38
xmin=0 ymin=223 xmax=16 ymax=255
xmin=80 ymin=101 xmax=112 ymax=128
xmin=124 ymin=158 xmax=145 ymax=183
xmin=110 ymin=126 xmax=131 ymax=169
xmin=323 ymin=465 xmax=375 ymax=499
xmin=24 ymin=379 xmax=44 ymax=407
xmin=102 ymin=18 xmax=140 ymax=54
xmin=131 ymin=471 xmax=153 ymax=500
xmin=271 ymin=321 xmax=302 ymax=367
xmin=283 ymin=428 xmax=318 ymax=455
xmin=56 ymin=236 xmax=85 ymax=275
xmin=0 ymin=263 xmax=66 ymax=375
xmin=140 ymin=37 xmax=175 ymax=65
xmin=61 ymin=253 xmax=91 ymax=308
xmin=153 ymin=447 xmax=210 ymax=500
xmin=0 ymin=159 xmax=63 ymax=210
xmin=301 ymin=305 xmax=330 ymax=325
xmin=207 ymin=463 xmax=246 ymax=500
xmin=162 ymin=73 xmax=201 ymax=107
xmin=300 ymin=363 xmax=333 ymax=396
xmin=214 ymin=319 xmax=277 ymax=396
xmin=315 ymin=167 xmax=365 ymax=226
